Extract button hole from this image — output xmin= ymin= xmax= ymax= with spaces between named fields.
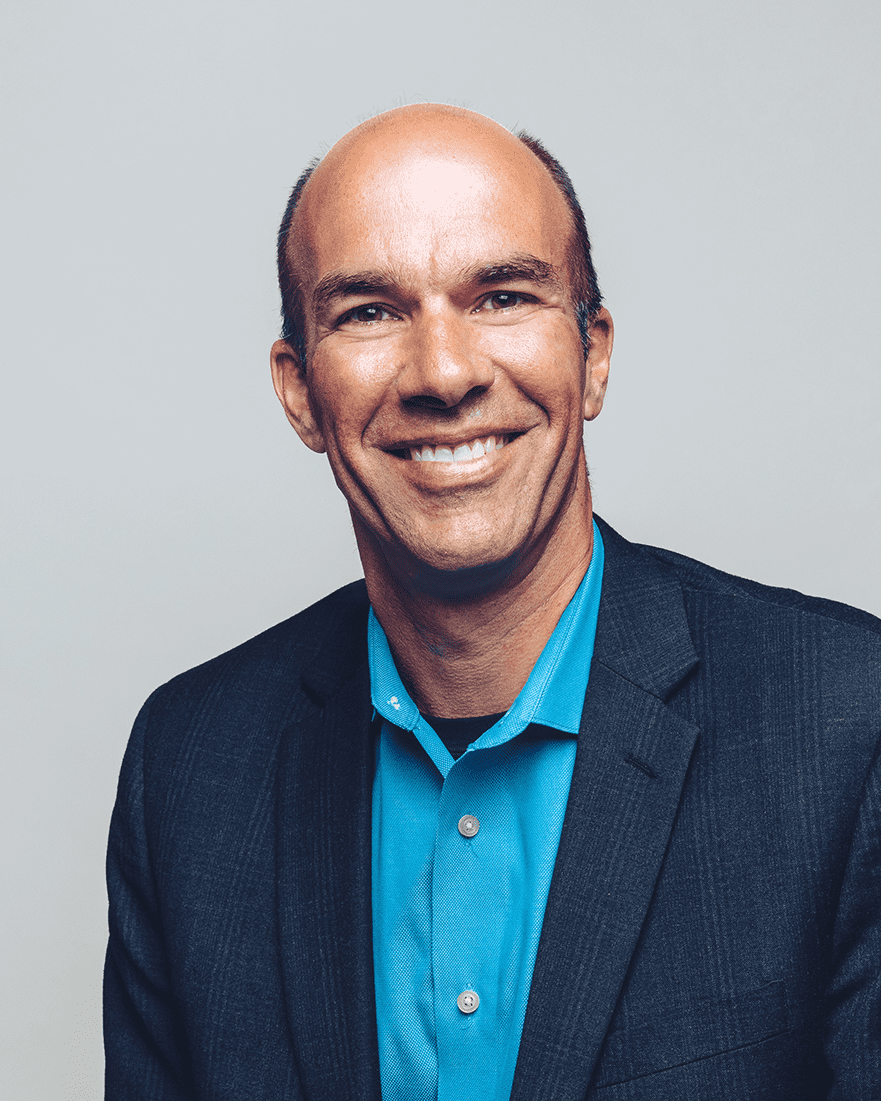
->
xmin=624 ymin=752 xmax=658 ymax=779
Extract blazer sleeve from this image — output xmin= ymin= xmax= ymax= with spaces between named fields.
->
xmin=104 ymin=697 xmax=193 ymax=1100
xmin=825 ymin=734 xmax=881 ymax=1097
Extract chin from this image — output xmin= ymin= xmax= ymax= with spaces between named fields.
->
xmin=396 ymin=535 xmax=525 ymax=599
xmin=353 ymin=508 xmax=535 ymax=599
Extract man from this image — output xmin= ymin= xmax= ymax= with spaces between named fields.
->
xmin=105 ymin=105 xmax=881 ymax=1099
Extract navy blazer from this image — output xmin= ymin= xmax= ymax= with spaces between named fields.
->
xmin=104 ymin=517 xmax=881 ymax=1098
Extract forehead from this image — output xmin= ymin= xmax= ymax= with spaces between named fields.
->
xmin=291 ymin=127 xmax=571 ymax=293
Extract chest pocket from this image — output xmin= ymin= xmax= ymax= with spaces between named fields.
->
xmin=593 ymin=980 xmax=789 ymax=1088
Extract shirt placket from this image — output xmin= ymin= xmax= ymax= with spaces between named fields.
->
xmin=432 ymin=752 xmax=501 ymax=1101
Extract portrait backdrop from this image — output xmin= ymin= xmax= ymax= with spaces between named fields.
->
xmin=2 ymin=0 xmax=879 ymax=1096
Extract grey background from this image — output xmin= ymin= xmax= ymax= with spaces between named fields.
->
xmin=2 ymin=0 xmax=878 ymax=1096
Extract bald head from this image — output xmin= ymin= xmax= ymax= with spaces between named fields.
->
xmin=300 ymin=105 xmax=553 ymax=220
xmin=308 ymin=103 xmax=537 ymax=191
xmin=276 ymin=105 xmax=601 ymax=364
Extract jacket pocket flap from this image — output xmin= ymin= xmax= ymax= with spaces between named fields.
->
xmin=594 ymin=980 xmax=789 ymax=1087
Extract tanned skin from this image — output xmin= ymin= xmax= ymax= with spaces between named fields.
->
xmin=271 ymin=104 xmax=613 ymax=717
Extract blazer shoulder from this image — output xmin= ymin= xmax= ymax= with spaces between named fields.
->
xmin=635 ymin=539 xmax=881 ymax=642
xmin=134 ymin=578 xmax=370 ymax=749
xmin=595 ymin=514 xmax=881 ymax=688
xmin=629 ymin=535 xmax=881 ymax=733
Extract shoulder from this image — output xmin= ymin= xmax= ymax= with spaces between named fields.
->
xmin=594 ymin=515 xmax=881 ymax=735
xmin=638 ymin=539 xmax=881 ymax=692
xmin=640 ymin=540 xmax=881 ymax=640
xmin=149 ymin=578 xmax=368 ymax=704
xmin=595 ymin=519 xmax=881 ymax=839
xmin=129 ymin=579 xmax=370 ymax=770
xmin=597 ymin=513 xmax=881 ymax=645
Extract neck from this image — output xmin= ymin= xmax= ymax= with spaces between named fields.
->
xmin=357 ymin=492 xmax=596 ymax=718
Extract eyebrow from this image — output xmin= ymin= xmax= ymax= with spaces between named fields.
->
xmin=312 ymin=271 xmax=401 ymax=317
xmin=459 ymin=254 xmax=563 ymax=291
xmin=311 ymin=253 xmax=564 ymax=317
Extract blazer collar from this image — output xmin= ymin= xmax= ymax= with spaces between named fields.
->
xmin=591 ymin=515 xmax=699 ymax=699
xmin=511 ymin=515 xmax=701 ymax=1100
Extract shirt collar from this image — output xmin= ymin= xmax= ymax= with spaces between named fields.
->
xmin=369 ymin=522 xmax=605 ymax=775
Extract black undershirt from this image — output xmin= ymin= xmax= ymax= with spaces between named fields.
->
xmin=420 ymin=713 xmax=506 ymax=761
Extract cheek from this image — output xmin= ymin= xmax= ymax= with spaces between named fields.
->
xmin=307 ymin=346 xmax=394 ymax=444
xmin=308 ymin=348 xmax=368 ymax=415
xmin=480 ymin=320 xmax=585 ymax=407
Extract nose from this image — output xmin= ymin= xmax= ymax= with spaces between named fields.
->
xmin=396 ymin=309 xmax=494 ymax=409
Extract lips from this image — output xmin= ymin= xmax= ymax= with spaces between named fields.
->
xmin=408 ymin=434 xmax=509 ymax=463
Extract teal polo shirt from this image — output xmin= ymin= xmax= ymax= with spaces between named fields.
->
xmin=370 ymin=523 xmax=604 ymax=1101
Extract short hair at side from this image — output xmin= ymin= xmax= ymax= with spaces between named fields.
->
xmin=277 ymin=157 xmax=320 ymax=368
xmin=276 ymin=134 xmax=602 ymax=364
xmin=514 ymin=132 xmax=603 ymax=354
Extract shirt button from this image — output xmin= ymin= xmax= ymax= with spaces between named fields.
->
xmin=457 ymin=990 xmax=480 ymax=1014
xmin=458 ymin=814 xmax=480 ymax=837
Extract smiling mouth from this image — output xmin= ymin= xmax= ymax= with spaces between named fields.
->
xmin=405 ymin=434 xmax=512 ymax=463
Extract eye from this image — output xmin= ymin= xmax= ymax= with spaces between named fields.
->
xmin=476 ymin=291 xmax=528 ymax=312
xmin=339 ymin=303 xmax=396 ymax=325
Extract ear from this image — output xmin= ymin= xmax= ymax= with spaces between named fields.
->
xmin=270 ymin=339 xmax=326 ymax=453
xmin=583 ymin=307 xmax=613 ymax=422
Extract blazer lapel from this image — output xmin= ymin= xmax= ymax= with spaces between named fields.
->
xmin=511 ymin=520 xmax=701 ymax=1101
xmin=275 ymin=588 xmax=382 ymax=1101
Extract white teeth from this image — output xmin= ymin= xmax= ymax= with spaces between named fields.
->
xmin=407 ymin=435 xmax=508 ymax=462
